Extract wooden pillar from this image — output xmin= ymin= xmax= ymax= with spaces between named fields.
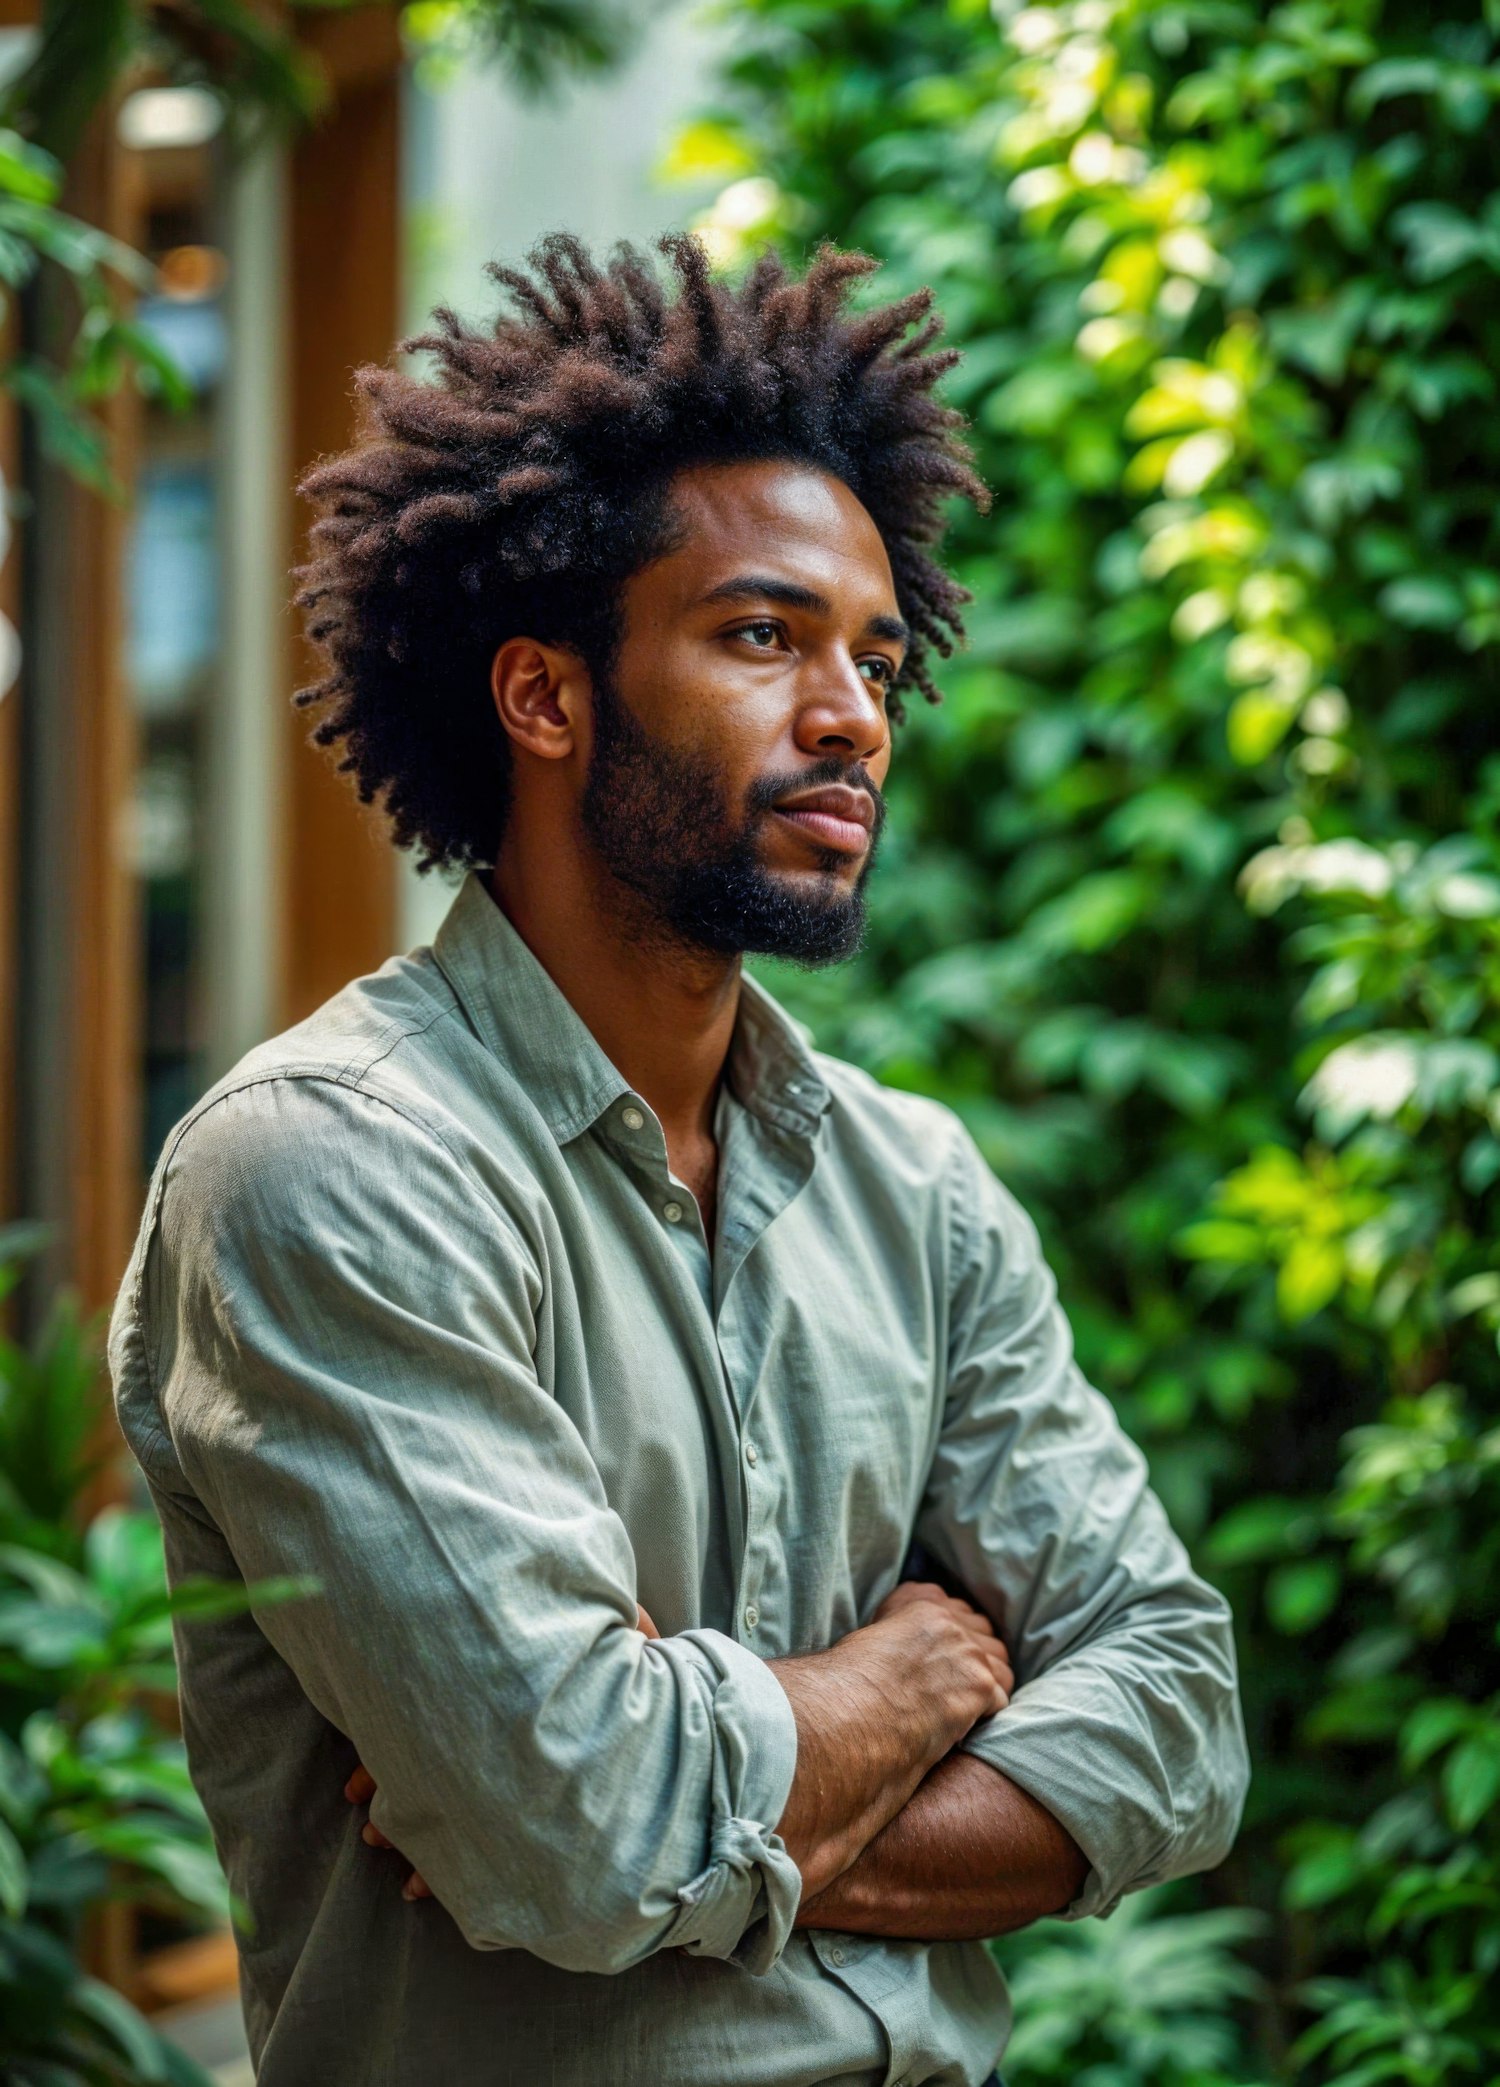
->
xmin=14 ymin=105 xmax=142 ymax=1309
xmin=282 ymin=9 xmax=402 ymax=1025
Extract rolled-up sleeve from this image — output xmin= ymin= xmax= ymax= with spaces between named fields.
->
xmin=127 ymin=1075 xmax=801 ymax=1975
xmin=915 ymin=1123 xmax=1249 ymax=1920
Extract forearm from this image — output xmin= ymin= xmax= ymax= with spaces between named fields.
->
xmin=769 ymin=1654 xmax=945 ymax=1899
xmin=794 ymin=1751 xmax=1088 ymax=1941
xmin=767 ymin=1595 xmax=1012 ymax=1900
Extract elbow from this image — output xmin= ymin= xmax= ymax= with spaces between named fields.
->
xmin=441 ymin=1862 xmax=670 ymax=1974
xmin=1206 ymin=1717 xmax=1252 ymax=1869
xmin=1168 ymin=1698 xmax=1252 ymax=1885
xmin=441 ymin=1826 xmax=793 ymax=1977
xmin=448 ymin=1899 xmax=659 ymax=1976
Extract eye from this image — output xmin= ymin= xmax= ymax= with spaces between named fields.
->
xmin=858 ymin=655 xmax=897 ymax=689
xmin=733 ymin=618 xmax=785 ymax=650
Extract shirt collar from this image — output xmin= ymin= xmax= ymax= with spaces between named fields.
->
xmin=431 ymin=872 xmax=831 ymax=1148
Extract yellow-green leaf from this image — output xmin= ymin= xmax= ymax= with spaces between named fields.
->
xmin=1277 ymin=1238 xmax=1344 ymax=1321
xmin=1227 ymin=690 xmax=1297 ymax=764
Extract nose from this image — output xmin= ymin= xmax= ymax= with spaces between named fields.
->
xmin=793 ymin=654 xmax=890 ymax=766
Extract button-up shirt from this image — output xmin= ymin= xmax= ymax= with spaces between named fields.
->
xmin=110 ymin=872 xmax=1248 ymax=2087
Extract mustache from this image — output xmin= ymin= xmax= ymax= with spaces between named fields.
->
xmin=747 ymin=756 xmax=887 ymax=836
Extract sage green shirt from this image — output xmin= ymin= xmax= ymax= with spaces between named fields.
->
xmin=110 ymin=872 xmax=1248 ymax=2087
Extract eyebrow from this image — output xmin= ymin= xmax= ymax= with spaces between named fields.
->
xmin=697 ymin=574 xmax=910 ymax=648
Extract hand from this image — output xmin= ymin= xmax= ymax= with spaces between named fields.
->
xmin=869 ymin=1580 xmax=1014 ymax=1716
xmin=342 ymin=1759 xmax=432 ymax=1899
xmin=343 ymin=1604 xmax=661 ymax=1903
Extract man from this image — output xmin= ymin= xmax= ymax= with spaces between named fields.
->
xmin=111 ymin=233 xmax=1248 ymax=2087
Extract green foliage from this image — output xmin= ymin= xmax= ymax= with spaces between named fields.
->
xmin=0 ymin=125 xmax=191 ymax=498
xmin=0 ymin=1243 xmax=309 ymax=2085
xmin=993 ymin=1890 xmax=1267 ymax=2087
xmin=0 ymin=0 xmax=640 ymax=504
xmin=0 ymin=0 xmax=323 ymax=164
xmin=683 ymin=0 xmax=1500 ymax=2077
xmin=0 ymin=0 xmax=639 ymax=168
xmin=402 ymin=0 xmax=642 ymax=98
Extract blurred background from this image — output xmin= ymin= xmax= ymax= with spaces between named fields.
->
xmin=0 ymin=1 xmax=1496 ymax=2082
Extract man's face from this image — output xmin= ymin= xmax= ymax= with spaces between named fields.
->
xmin=578 ymin=459 xmax=903 ymax=965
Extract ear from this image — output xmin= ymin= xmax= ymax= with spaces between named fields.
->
xmin=490 ymin=637 xmax=592 ymax=760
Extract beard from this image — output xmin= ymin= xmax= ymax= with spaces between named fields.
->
xmin=578 ymin=665 xmax=886 ymax=966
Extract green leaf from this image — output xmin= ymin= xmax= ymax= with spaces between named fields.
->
xmin=82 ymin=1818 xmax=232 ymax=1921
xmin=1266 ymin=1555 xmax=1342 ymax=1635
xmin=1285 ymin=1833 xmax=1364 ymax=1909
xmin=1392 ymin=200 xmax=1500 ymax=280
xmin=0 ymin=1813 xmax=28 ymax=1916
xmin=1026 ymin=871 xmax=1156 ymax=955
xmin=0 ymin=127 xmax=60 ymax=203
xmin=1348 ymin=56 xmax=1446 ymax=117
xmin=1400 ymin=1696 xmax=1477 ymax=1772
xmin=1442 ymin=1726 xmax=1500 ymax=1833
xmin=84 ymin=1506 xmax=166 ymax=1603
xmin=0 ymin=1544 xmax=94 ymax=1606
xmin=1378 ymin=574 xmax=1467 ymax=628
xmin=71 ymin=1969 xmax=173 ymax=2079
xmin=1206 ymin=1496 xmax=1320 ymax=1566
xmin=1227 ymin=690 xmax=1296 ymax=764
xmin=1 ymin=359 xmax=116 ymax=496
xmin=1277 ymin=1239 xmax=1344 ymax=1322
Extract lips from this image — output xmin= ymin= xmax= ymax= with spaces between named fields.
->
xmin=772 ymin=786 xmax=875 ymax=855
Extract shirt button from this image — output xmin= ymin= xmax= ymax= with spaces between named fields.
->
xmin=621 ymin=1105 xmax=644 ymax=1131
xmin=827 ymin=1944 xmax=845 ymax=1966
xmin=743 ymin=1602 xmax=759 ymax=1631
xmin=744 ymin=1441 xmax=758 ymax=1467
xmin=662 ymin=1200 xmax=684 ymax=1225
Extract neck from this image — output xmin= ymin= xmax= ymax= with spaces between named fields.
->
xmin=488 ymin=823 xmax=740 ymax=1151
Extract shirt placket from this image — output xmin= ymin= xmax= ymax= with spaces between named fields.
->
xmin=601 ymin=1091 xmax=754 ymax=1605
xmin=710 ymin=1089 xmax=819 ymax=1658
xmin=603 ymin=1081 xmax=819 ymax=1658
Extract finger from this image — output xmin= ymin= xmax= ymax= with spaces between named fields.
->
xmin=636 ymin=1603 xmax=661 ymax=1639
xmin=402 ymin=1871 xmax=432 ymax=1901
xmin=362 ymin=1820 xmax=395 ymax=1851
xmin=983 ymin=1660 xmax=1014 ymax=1703
xmin=344 ymin=1765 xmax=376 ymax=1804
xmin=874 ymin=1581 xmax=946 ymax=1618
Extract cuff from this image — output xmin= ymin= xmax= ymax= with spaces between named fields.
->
xmin=658 ymin=1628 xmax=802 ymax=1971
xmin=960 ymin=1676 xmax=1175 ymax=1921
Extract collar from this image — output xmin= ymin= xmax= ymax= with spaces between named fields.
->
xmin=431 ymin=872 xmax=831 ymax=1148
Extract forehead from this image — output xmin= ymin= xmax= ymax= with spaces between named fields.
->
xmin=642 ymin=459 xmax=898 ymax=616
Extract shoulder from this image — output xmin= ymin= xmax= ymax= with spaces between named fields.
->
xmin=141 ymin=951 xmax=507 ymax=1267
xmin=189 ymin=945 xmax=469 ymax=1126
xmin=164 ymin=945 xmax=493 ymax=1176
xmin=813 ymin=1049 xmax=973 ymax=1183
xmin=811 ymin=1048 xmax=1043 ymax=1268
xmin=807 ymin=1048 xmax=991 ymax=1255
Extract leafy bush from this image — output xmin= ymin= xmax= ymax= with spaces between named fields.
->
xmin=994 ymin=1889 xmax=1266 ymax=2086
xmin=680 ymin=0 xmax=1500 ymax=2077
xmin=0 ymin=1234 xmax=301 ymax=2086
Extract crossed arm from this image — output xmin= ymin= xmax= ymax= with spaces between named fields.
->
xmin=346 ymin=1576 xmax=1089 ymax=1943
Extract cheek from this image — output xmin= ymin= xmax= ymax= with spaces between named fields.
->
xmin=661 ymin=648 xmax=790 ymax=758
